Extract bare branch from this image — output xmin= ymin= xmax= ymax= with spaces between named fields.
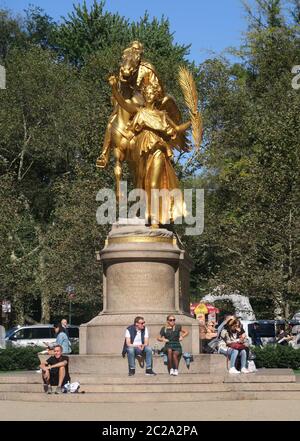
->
xmin=7 ymin=245 xmax=41 ymax=266
xmin=20 ymin=160 xmax=34 ymax=181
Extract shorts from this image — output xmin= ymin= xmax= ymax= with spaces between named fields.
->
xmin=49 ymin=368 xmax=70 ymax=386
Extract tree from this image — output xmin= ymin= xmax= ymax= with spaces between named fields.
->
xmin=0 ymin=3 xmax=195 ymax=324
xmin=0 ymin=9 xmax=26 ymax=61
xmin=187 ymin=0 xmax=300 ymax=318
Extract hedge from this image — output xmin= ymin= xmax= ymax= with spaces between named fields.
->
xmin=0 ymin=346 xmax=43 ymax=371
xmin=252 ymin=345 xmax=300 ymax=369
xmin=0 ymin=344 xmax=79 ymax=371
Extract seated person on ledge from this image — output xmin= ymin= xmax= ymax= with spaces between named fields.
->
xmin=202 ymin=320 xmax=217 ymax=353
xmin=40 ymin=344 xmax=70 ymax=394
xmin=122 ymin=316 xmax=156 ymax=376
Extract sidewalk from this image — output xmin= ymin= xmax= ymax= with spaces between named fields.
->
xmin=1 ymin=399 xmax=300 ymax=421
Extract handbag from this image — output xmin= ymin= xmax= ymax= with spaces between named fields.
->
xmin=228 ymin=342 xmax=247 ymax=350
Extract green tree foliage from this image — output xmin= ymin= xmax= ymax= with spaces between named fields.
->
xmin=0 ymin=2 xmax=193 ymax=325
xmin=188 ymin=0 xmax=300 ymax=318
xmin=0 ymin=9 xmax=26 ymax=60
xmin=0 ymin=0 xmax=299 ymax=325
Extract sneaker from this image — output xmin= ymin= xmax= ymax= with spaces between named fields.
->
xmin=128 ymin=369 xmax=135 ymax=376
xmin=136 ymin=355 xmax=145 ymax=368
xmin=47 ymin=386 xmax=53 ymax=394
xmin=55 ymin=386 xmax=63 ymax=394
xmin=169 ymin=368 xmax=174 ymax=375
xmin=228 ymin=367 xmax=240 ymax=374
xmin=145 ymin=369 xmax=157 ymax=376
xmin=241 ymin=368 xmax=250 ymax=374
xmin=173 ymin=369 xmax=178 ymax=376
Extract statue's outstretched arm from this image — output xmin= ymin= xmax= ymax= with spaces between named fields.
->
xmin=176 ymin=120 xmax=192 ymax=133
xmin=108 ymin=75 xmax=138 ymax=114
xmin=166 ymin=115 xmax=191 ymax=134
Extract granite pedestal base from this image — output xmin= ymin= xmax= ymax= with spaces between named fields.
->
xmin=80 ymin=224 xmax=200 ymax=355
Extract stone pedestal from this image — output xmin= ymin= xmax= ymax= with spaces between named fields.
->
xmin=80 ymin=223 xmax=200 ymax=355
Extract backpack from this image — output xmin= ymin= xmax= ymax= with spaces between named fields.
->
xmin=63 ymin=381 xmax=80 ymax=393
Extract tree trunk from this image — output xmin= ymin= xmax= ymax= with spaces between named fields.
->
xmin=14 ymin=297 xmax=25 ymax=325
xmin=281 ymin=209 xmax=294 ymax=320
xmin=41 ymin=292 xmax=50 ymax=323
xmin=35 ymin=225 xmax=50 ymax=323
xmin=284 ymin=302 xmax=290 ymax=320
xmin=39 ymin=250 xmax=50 ymax=323
xmin=273 ymin=292 xmax=285 ymax=319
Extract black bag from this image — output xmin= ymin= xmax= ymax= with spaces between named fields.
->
xmin=203 ymin=345 xmax=216 ymax=354
xmin=248 ymin=350 xmax=256 ymax=360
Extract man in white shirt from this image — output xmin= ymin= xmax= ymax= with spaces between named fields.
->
xmin=123 ymin=316 xmax=156 ymax=376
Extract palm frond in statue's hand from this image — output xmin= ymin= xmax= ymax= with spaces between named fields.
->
xmin=178 ymin=66 xmax=203 ymax=149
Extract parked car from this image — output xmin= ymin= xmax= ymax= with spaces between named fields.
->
xmin=5 ymin=324 xmax=79 ymax=348
xmin=241 ymin=319 xmax=286 ymax=345
xmin=292 ymin=312 xmax=300 ymax=321
xmin=288 ymin=319 xmax=300 ymax=335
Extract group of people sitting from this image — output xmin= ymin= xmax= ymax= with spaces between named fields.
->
xmin=41 ymin=314 xmax=255 ymax=391
xmin=40 ymin=314 xmax=257 ymax=393
xmin=275 ymin=323 xmax=300 ymax=347
xmin=122 ymin=314 xmax=258 ymax=376
xmin=217 ymin=316 xmax=252 ymax=374
xmin=39 ymin=314 xmax=300 ymax=392
xmin=122 ymin=315 xmax=189 ymax=377
xmin=201 ymin=315 xmax=255 ymax=374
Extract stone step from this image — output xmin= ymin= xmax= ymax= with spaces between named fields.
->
xmin=63 ymin=354 xmax=226 ymax=375
xmin=0 ymin=373 xmax=225 ymax=384
xmin=2 ymin=390 xmax=300 ymax=403
xmin=0 ymin=381 xmax=300 ymax=394
xmin=0 ymin=369 xmax=295 ymax=385
xmin=224 ymin=369 xmax=296 ymax=383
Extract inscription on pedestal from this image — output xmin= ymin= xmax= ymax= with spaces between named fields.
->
xmin=107 ymin=262 xmax=175 ymax=311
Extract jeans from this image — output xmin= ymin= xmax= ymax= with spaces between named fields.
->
xmin=219 ymin=348 xmax=247 ymax=369
xmin=127 ymin=346 xmax=153 ymax=370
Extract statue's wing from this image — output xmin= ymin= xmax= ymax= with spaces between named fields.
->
xmin=159 ymin=95 xmax=190 ymax=152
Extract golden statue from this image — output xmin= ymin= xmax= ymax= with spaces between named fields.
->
xmin=97 ymin=41 xmax=202 ymax=226
xmin=96 ymin=41 xmax=162 ymax=172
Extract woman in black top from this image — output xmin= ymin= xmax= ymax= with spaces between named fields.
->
xmin=157 ymin=315 xmax=189 ymax=376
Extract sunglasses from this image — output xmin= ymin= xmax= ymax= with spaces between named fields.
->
xmin=168 ymin=318 xmax=176 ymax=322
xmin=138 ymin=321 xmax=145 ymax=325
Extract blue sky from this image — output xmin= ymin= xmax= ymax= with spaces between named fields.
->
xmin=1 ymin=0 xmax=255 ymax=64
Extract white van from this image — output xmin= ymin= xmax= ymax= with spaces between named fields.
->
xmin=5 ymin=324 xmax=79 ymax=348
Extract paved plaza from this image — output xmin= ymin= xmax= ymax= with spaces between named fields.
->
xmin=1 ymin=399 xmax=300 ymax=421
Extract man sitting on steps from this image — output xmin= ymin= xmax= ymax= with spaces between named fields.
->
xmin=122 ymin=316 xmax=156 ymax=376
xmin=40 ymin=344 xmax=70 ymax=394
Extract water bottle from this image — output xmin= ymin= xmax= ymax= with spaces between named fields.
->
xmin=64 ymin=381 xmax=70 ymax=393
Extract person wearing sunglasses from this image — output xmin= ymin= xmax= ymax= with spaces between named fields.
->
xmin=157 ymin=315 xmax=189 ymax=375
xmin=122 ymin=316 xmax=156 ymax=376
